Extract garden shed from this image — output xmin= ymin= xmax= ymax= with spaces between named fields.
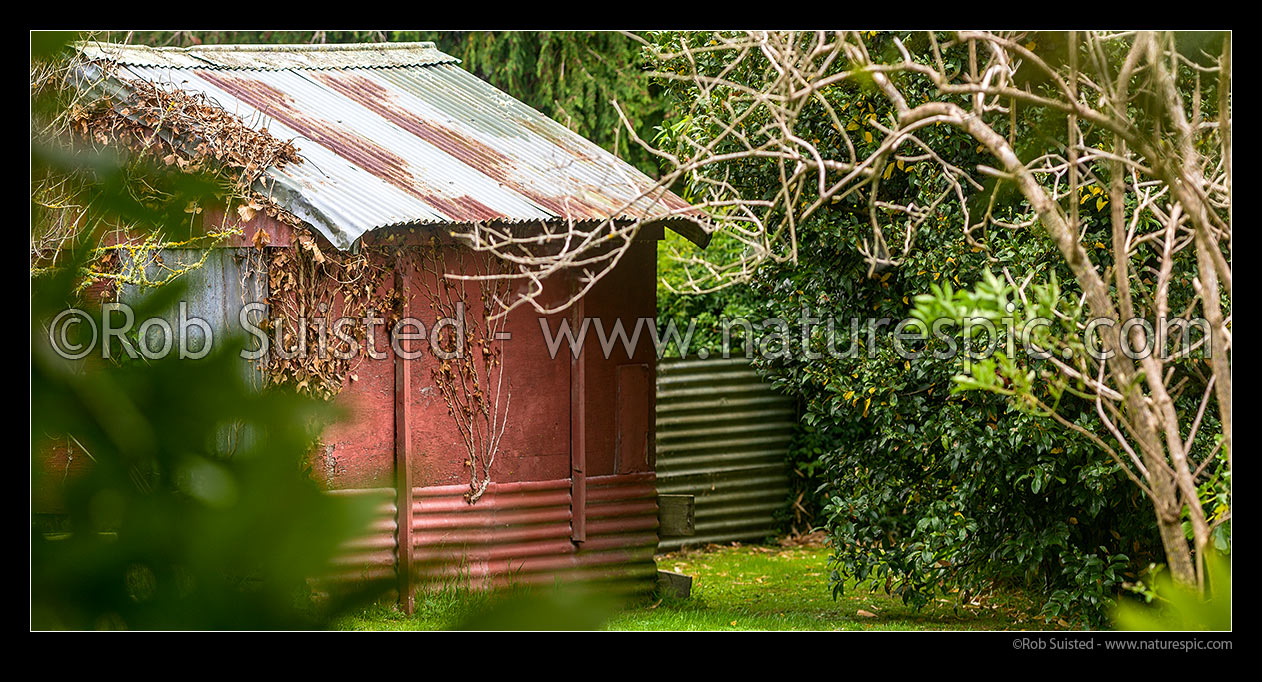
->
xmin=57 ymin=40 xmax=711 ymax=604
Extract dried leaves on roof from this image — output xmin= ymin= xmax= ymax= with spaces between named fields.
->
xmin=32 ymin=54 xmax=308 ymax=290
xmin=70 ymin=71 xmax=302 ymax=188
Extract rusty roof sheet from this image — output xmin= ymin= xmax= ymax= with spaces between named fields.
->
xmin=76 ymin=41 xmax=709 ymax=250
xmin=79 ymin=41 xmax=458 ymax=70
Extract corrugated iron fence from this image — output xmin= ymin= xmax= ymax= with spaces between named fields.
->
xmin=655 ymin=357 xmax=795 ymax=552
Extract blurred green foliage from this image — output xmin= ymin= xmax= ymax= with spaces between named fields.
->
xmin=30 ymin=183 xmax=384 ymax=629
xmin=1114 ymin=553 xmax=1230 ymax=631
xmin=32 ymin=307 xmax=380 ymax=629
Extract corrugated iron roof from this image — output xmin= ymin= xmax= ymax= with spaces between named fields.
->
xmin=79 ymin=41 xmax=459 ymax=71
xmin=76 ymin=41 xmax=709 ymax=250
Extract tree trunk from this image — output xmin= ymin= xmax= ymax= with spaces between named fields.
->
xmin=1153 ymin=497 xmax=1196 ymax=587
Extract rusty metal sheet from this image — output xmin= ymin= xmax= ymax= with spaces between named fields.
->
xmin=322 ymin=475 xmax=660 ymax=591
xmin=655 ymin=357 xmax=795 ymax=552
xmin=325 ymin=487 xmax=398 ymax=583
xmin=409 ymin=473 xmax=658 ymax=594
xmin=80 ymin=40 xmax=457 ymax=70
xmin=77 ymin=41 xmax=708 ymax=251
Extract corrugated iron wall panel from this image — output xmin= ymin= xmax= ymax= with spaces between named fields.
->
xmin=325 ymin=487 xmax=397 ymax=583
xmin=410 ymin=473 xmax=658 ymax=595
xmin=323 ymin=474 xmax=658 ymax=595
xmin=656 ymin=357 xmax=795 ymax=551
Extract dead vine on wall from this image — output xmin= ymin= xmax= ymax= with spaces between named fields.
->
xmin=263 ymin=237 xmax=395 ymax=400
xmin=413 ymin=241 xmax=512 ymax=504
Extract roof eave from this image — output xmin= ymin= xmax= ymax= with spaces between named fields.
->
xmin=650 ymin=216 xmax=712 ymax=249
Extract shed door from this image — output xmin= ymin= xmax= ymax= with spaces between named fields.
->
xmin=615 ymin=363 xmax=652 ymax=474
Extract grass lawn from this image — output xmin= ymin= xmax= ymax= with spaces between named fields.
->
xmin=334 ymin=539 xmax=1054 ymax=631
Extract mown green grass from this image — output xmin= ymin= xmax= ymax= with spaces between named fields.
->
xmin=334 ymin=542 xmax=1051 ymax=631
xmin=611 ymin=542 xmax=1047 ymax=631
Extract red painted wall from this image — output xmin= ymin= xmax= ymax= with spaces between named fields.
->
xmin=578 ymin=239 xmax=658 ymax=478
xmin=318 ymin=236 xmax=659 ymax=494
